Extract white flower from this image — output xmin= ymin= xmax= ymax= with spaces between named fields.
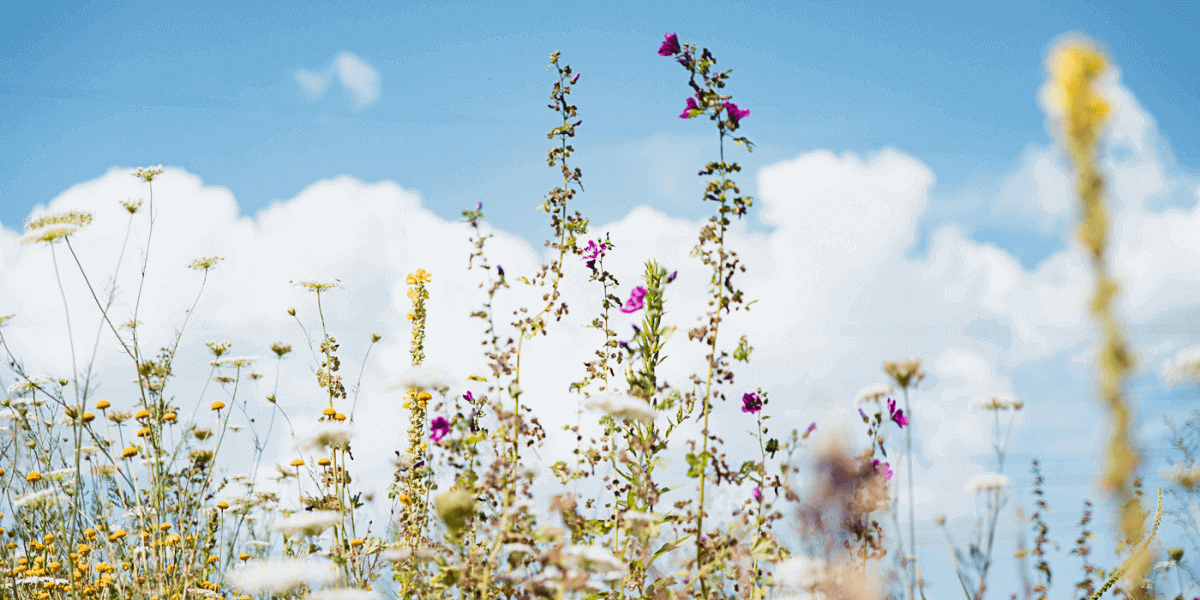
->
xmin=19 ymin=225 xmax=80 ymax=244
xmin=77 ymin=446 xmax=100 ymax=454
xmin=854 ymin=384 xmax=895 ymax=405
xmin=585 ymin=393 xmax=656 ymax=424
xmin=1161 ymin=464 xmax=1200 ymax=489
xmin=1164 ymin=345 xmax=1200 ymax=386
xmin=214 ymin=355 xmax=260 ymax=368
xmin=303 ymin=589 xmax=380 ymax=600
xmin=44 ymin=468 xmax=77 ymax=481
xmin=225 ymin=558 xmax=339 ymax=594
xmin=13 ymin=489 xmax=67 ymax=510
xmin=502 ymin=543 xmax=536 ymax=558
xmin=389 ymin=367 xmax=457 ymax=393
xmin=7 ymin=376 xmax=52 ymax=396
xmin=92 ymin=464 xmax=119 ymax=476
xmin=964 ymin=472 xmax=1013 ymax=494
xmin=272 ymin=510 xmax=341 ymax=536
xmin=381 ymin=546 xmax=411 ymax=563
xmin=245 ymin=540 xmax=271 ymax=549
xmin=970 ymin=394 xmax=1023 ymax=411
xmin=0 ymin=408 xmax=20 ymax=420
xmin=15 ymin=576 xmax=70 ymax=586
xmin=775 ymin=555 xmax=826 ymax=589
xmin=562 ymin=544 xmax=626 ymax=575
xmin=295 ymin=422 xmax=354 ymax=451
xmin=292 ymin=278 xmax=343 ymax=292
xmin=187 ymin=589 xmax=218 ymax=598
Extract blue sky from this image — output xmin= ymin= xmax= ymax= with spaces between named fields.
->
xmin=4 ymin=1 xmax=1200 ymax=598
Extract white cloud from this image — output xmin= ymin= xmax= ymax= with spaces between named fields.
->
xmin=295 ymin=52 xmax=381 ymax=109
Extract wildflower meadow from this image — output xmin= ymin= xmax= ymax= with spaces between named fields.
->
xmin=3 ymin=30 xmax=1200 ymax=600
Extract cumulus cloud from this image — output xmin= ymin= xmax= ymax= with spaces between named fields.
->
xmin=295 ymin=52 xmax=381 ymax=109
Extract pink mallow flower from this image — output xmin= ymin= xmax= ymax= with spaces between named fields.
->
xmin=887 ymin=397 xmax=908 ymax=428
xmin=430 ymin=416 xmax=451 ymax=442
xmin=725 ymin=102 xmax=750 ymax=126
xmin=872 ymin=459 xmax=893 ymax=480
xmin=620 ymin=286 xmax=647 ymax=313
xmin=741 ymin=392 xmax=762 ymax=414
xmin=658 ymin=32 xmax=681 ymax=56
xmin=679 ymin=96 xmax=700 ymax=119
xmin=582 ymin=239 xmax=606 ymax=269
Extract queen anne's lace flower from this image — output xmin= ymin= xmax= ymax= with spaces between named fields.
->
xmin=964 ymin=472 xmax=1013 ymax=494
xmin=226 ymin=558 xmax=339 ymax=594
xmin=585 ymin=393 xmax=656 ymax=424
xmin=389 ymin=367 xmax=457 ymax=392
xmin=563 ymin=544 xmax=626 ymax=575
xmin=970 ymin=394 xmax=1024 ymax=411
xmin=295 ymin=422 xmax=354 ymax=451
xmin=272 ymin=511 xmax=341 ymax=536
xmin=854 ymin=383 xmax=895 ymax=405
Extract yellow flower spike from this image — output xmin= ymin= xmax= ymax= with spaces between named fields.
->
xmin=322 ymin=407 xmax=337 ymax=417
xmin=122 ymin=446 xmax=138 ymax=459
xmin=317 ymin=458 xmax=331 ymax=467
xmin=210 ymin=400 xmax=225 ymax=411
xmin=290 ymin=458 xmax=304 ymax=467
xmin=135 ymin=409 xmax=150 ymax=420
xmin=95 ymin=400 xmax=110 ymax=410
xmin=26 ymin=471 xmax=42 ymax=483
xmin=217 ymin=501 xmax=229 ymax=510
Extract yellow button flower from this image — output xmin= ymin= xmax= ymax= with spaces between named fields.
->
xmin=211 ymin=400 xmax=225 ymax=411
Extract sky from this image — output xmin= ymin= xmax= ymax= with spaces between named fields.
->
xmin=4 ymin=0 xmax=1200 ymax=597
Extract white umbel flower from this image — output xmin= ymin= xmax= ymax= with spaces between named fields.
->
xmin=295 ymin=422 xmax=354 ymax=451
xmin=854 ymin=384 xmax=895 ymax=406
xmin=304 ymin=589 xmax=381 ymax=600
xmin=774 ymin=555 xmax=826 ymax=589
xmin=389 ymin=367 xmax=457 ymax=393
xmin=585 ymin=393 xmax=656 ymax=424
xmin=272 ymin=511 xmax=342 ymax=536
xmin=970 ymin=394 xmax=1023 ymax=411
xmin=226 ymin=558 xmax=339 ymax=594
xmin=964 ymin=472 xmax=1013 ymax=494
xmin=562 ymin=544 xmax=626 ymax=575
xmin=292 ymin=278 xmax=343 ymax=292
xmin=1163 ymin=345 xmax=1200 ymax=386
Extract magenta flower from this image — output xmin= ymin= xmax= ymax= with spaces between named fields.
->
xmin=752 ymin=486 xmax=761 ymax=501
xmin=858 ymin=408 xmax=868 ymax=422
xmin=430 ymin=416 xmax=451 ymax=442
xmin=887 ymin=397 xmax=908 ymax=428
xmin=725 ymin=102 xmax=750 ymax=126
xmin=658 ymin=32 xmax=681 ymax=56
xmin=571 ymin=72 xmax=580 ymax=84
xmin=582 ymin=239 xmax=606 ymax=269
xmin=804 ymin=422 xmax=817 ymax=438
xmin=620 ymin=286 xmax=647 ymax=313
xmin=872 ymin=459 xmax=893 ymax=480
xmin=463 ymin=390 xmax=475 ymax=402
xmin=676 ymin=50 xmax=693 ymax=69
xmin=679 ymin=96 xmax=700 ymax=119
xmin=667 ymin=270 xmax=678 ymax=283
xmin=741 ymin=392 xmax=762 ymax=414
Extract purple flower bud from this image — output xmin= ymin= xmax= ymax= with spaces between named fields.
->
xmin=657 ymin=32 xmax=681 ymax=56
xmin=496 ymin=265 xmax=504 ymax=277
xmin=858 ymin=408 xmax=868 ymax=422
xmin=667 ymin=270 xmax=678 ymax=283
xmin=751 ymin=486 xmax=761 ymax=500
xmin=571 ymin=72 xmax=580 ymax=84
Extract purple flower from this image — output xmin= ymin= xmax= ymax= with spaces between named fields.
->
xmin=872 ymin=459 xmax=893 ymax=480
xmin=676 ymin=50 xmax=693 ymax=69
xmin=804 ymin=422 xmax=817 ymax=438
xmin=657 ymin=32 xmax=681 ymax=56
xmin=430 ymin=416 xmax=451 ymax=442
xmin=667 ymin=270 xmax=678 ymax=283
xmin=620 ymin=286 xmax=647 ymax=313
xmin=751 ymin=486 xmax=761 ymax=501
xmin=496 ymin=265 xmax=504 ymax=277
xmin=725 ymin=102 xmax=750 ymax=126
xmin=887 ymin=397 xmax=908 ymax=428
xmin=741 ymin=392 xmax=762 ymax=414
xmin=571 ymin=72 xmax=580 ymax=84
xmin=476 ymin=201 xmax=482 ymax=211
xmin=582 ymin=239 xmax=606 ymax=269
xmin=858 ymin=408 xmax=868 ymax=422
xmin=463 ymin=391 xmax=475 ymax=402
xmin=682 ymin=577 xmax=690 ymax=584
xmin=679 ymin=96 xmax=700 ymax=119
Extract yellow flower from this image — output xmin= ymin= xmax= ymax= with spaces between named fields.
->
xmin=135 ymin=409 xmax=150 ymax=420
xmin=317 ymin=458 xmax=331 ymax=467
xmin=122 ymin=446 xmax=138 ymax=459
xmin=136 ymin=427 xmax=151 ymax=437
xmin=238 ymin=552 xmax=250 ymax=561
xmin=398 ymin=494 xmax=413 ymax=506
xmin=81 ymin=412 xmax=95 ymax=423
xmin=211 ymin=400 xmax=225 ymax=411
xmin=334 ymin=412 xmax=347 ymax=422
xmin=26 ymin=471 xmax=42 ymax=483
xmin=217 ymin=501 xmax=229 ymax=510
xmin=322 ymin=407 xmax=337 ymax=417
xmin=95 ymin=400 xmax=110 ymax=410
xmin=162 ymin=412 xmax=176 ymax=422
xmin=290 ymin=458 xmax=304 ymax=467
